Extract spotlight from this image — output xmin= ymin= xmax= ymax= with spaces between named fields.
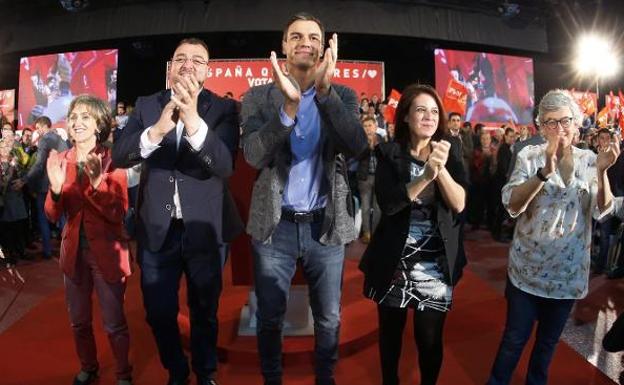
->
xmin=574 ymin=34 xmax=619 ymax=78
xmin=498 ymin=2 xmax=520 ymax=19
xmin=59 ymin=0 xmax=90 ymax=12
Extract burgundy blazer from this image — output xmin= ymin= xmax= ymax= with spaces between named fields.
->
xmin=45 ymin=146 xmax=131 ymax=283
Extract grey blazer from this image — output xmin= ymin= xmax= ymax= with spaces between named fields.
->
xmin=614 ymin=197 xmax=624 ymax=219
xmin=241 ymin=83 xmax=367 ymax=245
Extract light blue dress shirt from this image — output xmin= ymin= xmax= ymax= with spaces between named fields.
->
xmin=279 ymin=86 xmax=327 ymax=211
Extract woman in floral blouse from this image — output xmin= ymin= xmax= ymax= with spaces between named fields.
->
xmin=486 ymin=89 xmax=619 ymax=385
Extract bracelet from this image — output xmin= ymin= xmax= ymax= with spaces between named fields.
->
xmin=536 ymin=167 xmax=549 ymax=182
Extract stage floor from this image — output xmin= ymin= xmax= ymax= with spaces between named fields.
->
xmin=0 ymin=229 xmax=621 ymax=385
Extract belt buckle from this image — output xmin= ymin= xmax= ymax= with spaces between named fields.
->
xmin=293 ymin=212 xmax=307 ymax=223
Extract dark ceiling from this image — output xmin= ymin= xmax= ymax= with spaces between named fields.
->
xmin=0 ymin=0 xmax=621 ymax=104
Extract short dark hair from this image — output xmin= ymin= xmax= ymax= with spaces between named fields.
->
xmin=175 ymin=37 xmax=209 ymax=58
xmin=67 ymin=94 xmax=113 ymax=145
xmin=361 ymin=116 xmax=377 ymax=125
xmin=597 ymin=128 xmax=612 ymax=137
xmin=505 ymin=127 xmax=516 ymax=136
xmin=394 ymin=84 xmax=446 ymax=148
xmin=448 ymin=112 xmax=461 ymax=120
xmin=34 ymin=116 xmax=52 ymax=128
xmin=283 ymin=12 xmax=325 ymax=42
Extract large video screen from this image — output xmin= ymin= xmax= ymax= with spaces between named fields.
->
xmin=434 ymin=48 xmax=534 ymax=125
xmin=18 ymin=49 xmax=118 ymax=128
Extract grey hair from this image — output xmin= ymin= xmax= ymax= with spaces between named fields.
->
xmin=535 ymin=89 xmax=582 ymax=127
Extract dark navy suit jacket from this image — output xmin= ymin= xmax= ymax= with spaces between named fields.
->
xmin=112 ymin=89 xmax=241 ymax=253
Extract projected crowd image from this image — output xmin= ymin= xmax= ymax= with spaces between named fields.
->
xmin=434 ymin=48 xmax=535 ymax=125
xmin=17 ymin=49 xmax=118 ymax=127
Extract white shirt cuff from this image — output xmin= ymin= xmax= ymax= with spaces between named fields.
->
xmin=184 ymin=119 xmax=209 ymax=151
xmin=140 ymin=126 xmax=161 ymax=158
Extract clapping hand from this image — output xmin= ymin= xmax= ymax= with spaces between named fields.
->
xmin=270 ymin=51 xmax=302 ymax=118
xmin=46 ymin=150 xmax=67 ymax=195
xmin=597 ymin=139 xmax=621 ymax=173
xmin=170 ymin=73 xmax=202 ymax=135
xmin=424 ymin=140 xmax=451 ymax=181
xmin=84 ymin=152 xmax=103 ymax=189
xmin=314 ymin=33 xmax=338 ymax=96
xmin=542 ymin=132 xmax=560 ymax=177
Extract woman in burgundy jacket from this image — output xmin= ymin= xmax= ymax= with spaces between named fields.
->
xmin=45 ymin=94 xmax=132 ymax=385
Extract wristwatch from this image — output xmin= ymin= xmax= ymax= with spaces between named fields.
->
xmin=536 ymin=167 xmax=549 ymax=182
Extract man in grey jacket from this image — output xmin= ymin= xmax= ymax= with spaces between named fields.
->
xmin=13 ymin=116 xmax=68 ymax=259
xmin=241 ymin=12 xmax=367 ymax=385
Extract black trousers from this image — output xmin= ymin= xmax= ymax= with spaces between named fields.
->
xmin=377 ymin=303 xmax=447 ymax=385
xmin=138 ymin=219 xmax=223 ymax=380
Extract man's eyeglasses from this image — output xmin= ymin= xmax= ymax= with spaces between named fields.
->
xmin=541 ymin=116 xmax=574 ymax=130
xmin=172 ymin=56 xmax=208 ymax=66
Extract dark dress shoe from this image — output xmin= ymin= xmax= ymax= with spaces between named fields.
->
xmin=197 ymin=379 xmax=219 ymax=385
xmin=315 ymin=378 xmax=336 ymax=385
xmin=72 ymin=370 xmax=98 ymax=385
xmin=166 ymin=376 xmax=189 ymax=385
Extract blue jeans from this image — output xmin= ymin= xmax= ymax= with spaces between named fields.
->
xmin=252 ymin=218 xmax=345 ymax=383
xmin=139 ymin=220 xmax=222 ymax=381
xmin=487 ymin=278 xmax=575 ymax=385
xmin=37 ymin=192 xmax=65 ymax=257
xmin=36 ymin=192 xmax=52 ymax=257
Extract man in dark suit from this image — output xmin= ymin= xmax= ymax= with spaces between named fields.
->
xmin=112 ymin=38 xmax=239 ymax=385
xmin=241 ymin=13 xmax=367 ymax=385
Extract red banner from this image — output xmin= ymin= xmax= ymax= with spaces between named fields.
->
xmin=384 ymin=89 xmax=401 ymax=124
xmin=442 ymin=79 xmax=468 ymax=116
xmin=168 ymin=59 xmax=384 ymax=101
xmin=18 ymin=49 xmax=118 ymax=128
xmin=0 ymin=89 xmax=15 ymax=124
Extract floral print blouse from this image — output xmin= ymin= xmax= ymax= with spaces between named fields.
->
xmin=502 ymin=144 xmax=608 ymax=299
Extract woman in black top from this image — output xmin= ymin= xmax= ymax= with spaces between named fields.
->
xmin=359 ymin=84 xmax=467 ymax=385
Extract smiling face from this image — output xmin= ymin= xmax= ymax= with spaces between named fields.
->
xmin=282 ymin=19 xmax=323 ymax=71
xmin=404 ymin=93 xmax=440 ymax=141
xmin=170 ymin=42 xmax=209 ymax=87
xmin=67 ymin=104 xmax=98 ymax=145
xmin=541 ymin=106 xmax=577 ymax=149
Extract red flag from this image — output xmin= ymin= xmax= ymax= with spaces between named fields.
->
xmin=384 ymin=89 xmax=401 ymax=124
xmin=618 ymin=90 xmax=624 ymax=130
xmin=608 ymin=91 xmax=619 ymax=118
xmin=442 ymin=79 xmax=468 ymax=116
xmin=597 ymin=106 xmax=610 ymax=128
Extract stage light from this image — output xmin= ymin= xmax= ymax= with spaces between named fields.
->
xmin=574 ymin=34 xmax=619 ymax=78
xmin=59 ymin=0 xmax=89 ymax=12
